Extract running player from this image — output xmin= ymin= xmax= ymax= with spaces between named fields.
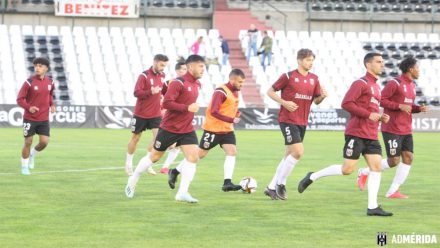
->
xmin=263 ymin=49 xmax=327 ymax=200
xmin=298 ymin=53 xmax=393 ymax=217
xmin=16 ymin=57 xmax=55 ymax=175
xmin=125 ymin=54 xmax=168 ymax=176
xmin=168 ymin=69 xmax=245 ymax=192
xmin=125 ymin=55 xmax=205 ymax=203
xmin=357 ymin=56 xmax=429 ymax=198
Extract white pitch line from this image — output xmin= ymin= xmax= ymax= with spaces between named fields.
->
xmin=0 ymin=161 xmax=182 ymax=176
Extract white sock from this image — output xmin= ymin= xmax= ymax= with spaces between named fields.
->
xmin=177 ymin=161 xmax=196 ymax=195
xmin=21 ymin=158 xmax=29 ymax=168
xmin=163 ymin=148 xmax=180 ymax=169
xmin=31 ymin=147 xmax=39 ymax=157
xmin=387 ymin=162 xmax=411 ymax=196
xmin=176 ymin=159 xmax=185 ymax=173
xmin=360 ymin=167 xmax=370 ymax=175
xmin=276 ymin=155 xmax=299 ymax=185
xmin=368 ymin=171 xmax=381 ymax=209
xmin=128 ymin=154 xmax=153 ymax=188
xmin=360 ymin=159 xmax=390 ymax=175
xmin=381 ymin=159 xmax=390 ymax=171
xmin=223 ymin=156 xmax=236 ymax=180
xmin=268 ymin=158 xmax=285 ymax=190
xmin=126 ymin=153 xmax=134 ymax=166
xmin=310 ymin=165 xmax=342 ymax=181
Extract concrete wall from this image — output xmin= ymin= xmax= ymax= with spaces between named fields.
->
xmin=251 ymin=9 xmax=440 ymax=34
xmin=0 ymin=13 xmax=211 ymax=29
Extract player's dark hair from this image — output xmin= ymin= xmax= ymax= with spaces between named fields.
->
xmin=297 ymin=49 xmax=315 ymax=60
xmin=185 ymin=55 xmax=205 ymax=64
xmin=154 ymin=54 xmax=169 ymax=62
xmin=229 ymin=69 xmax=245 ymax=78
xmin=399 ymin=57 xmax=418 ymax=73
xmin=363 ymin=52 xmax=382 ymax=68
xmin=175 ymin=62 xmax=186 ymax=70
xmin=33 ymin=57 xmax=50 ymax=68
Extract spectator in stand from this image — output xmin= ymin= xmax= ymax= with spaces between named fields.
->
xmin=247 ymin=24 xmax=259 ymax=62
xmin=219 ymin=35 xmax=230 ymax=66
xmin=191 ymin=36 xmax=204 ymax=55
xmin=259 ymin=31 xmax=273 ymax=70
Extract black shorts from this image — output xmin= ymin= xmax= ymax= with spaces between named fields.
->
xmin=131 ymin=116 xmax=161 ymax=134
xmin=279 ymin=123 xmax=306 ymax=145
xmin=382 ymin=132 xmax=414 ymax=157
xmin=23 ymin=119 xmax=50 ymax=137
xmin=153 ymin=128 xmax=198 ymax=152
xmin=199 ymin=130 xmax=236 ymax=150
xmin=343 ymin=135 xmax=382 ymax=159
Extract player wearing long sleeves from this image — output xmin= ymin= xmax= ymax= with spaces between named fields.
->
xmin=125 ymin=55 xmax=205 ymax=203
xmin=357 ymin=57 xmax=428 ymax=198
xmin=16 ymin=57 xmax=55 ymax=175
xmin=125 ymin=54 xmax=168 ymax=176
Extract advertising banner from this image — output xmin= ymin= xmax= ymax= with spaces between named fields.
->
xmin=55 ymin=0 xmax=140 ymax=18
xmin=0 ymin=105 xmax=95 ymax=128
xmin=1 ymin=104 xmax=439 ymax=132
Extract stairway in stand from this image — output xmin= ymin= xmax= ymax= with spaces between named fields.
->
xmin=213 ymin=0 xmax=272 ymax=107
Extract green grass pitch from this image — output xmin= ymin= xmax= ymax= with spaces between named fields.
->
xmin=0 ymin=128 xmax=439 ymax=247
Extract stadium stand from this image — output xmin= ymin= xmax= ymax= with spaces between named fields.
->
xmin=238 ymin=29 xmax=440 ymax=109
xmin=0 ymin=24 xmax=247 ymax=107
xmin=0 ymin=0 xmax=438 ymax=109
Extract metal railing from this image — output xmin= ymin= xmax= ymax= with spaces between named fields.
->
xmin=249 ymin=0 xmax=287 ymax=33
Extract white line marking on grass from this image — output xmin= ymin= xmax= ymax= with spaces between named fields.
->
xmin=0 ymin=161 xmax=181 ymax=175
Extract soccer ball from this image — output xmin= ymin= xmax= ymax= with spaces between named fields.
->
xmin=239 ymin=177 xmax=257 ymax=193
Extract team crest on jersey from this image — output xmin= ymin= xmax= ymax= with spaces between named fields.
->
xmin=154 ymin=141 xmax=162 ymax=149
xmin=390 ymin=148 xmax=396 ymax=156
xmin=370 ymin=97 xmax=379 ymax=105
xmin=34 ymin=86 xmax=38 ymax=90
xmin=310 ymin=79 xmax=314 ymax=85
xmin=203 ymin=142 xmax=210 ymax=149
xmin=188 ymin=87 xmax=192 ymax=91
xmin=346 ymin=148 xmax=353 ymax=157
xmin=294 ymin=78 xmax=299 ymax=83
xmin=404 ymin=97 xmax=413 ymax=103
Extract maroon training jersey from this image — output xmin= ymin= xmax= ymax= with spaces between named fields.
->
xmin=381 ymin=74 xmax=421 ymax=135
xmin=133 ymin=67 xmax=166 ymax=119
xmin=342 ymin=72 xmax=381 ymax=140
xmin=16 ymin=75 xmax=54 ymax=122
xmin=160 ymin=72 xmax=200 ymax=134
xmin=272 ymin=70 xmax=321 ymax=126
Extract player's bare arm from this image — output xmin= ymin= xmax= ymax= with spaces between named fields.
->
xmin=314 ymin=86 xmax=328 ymax=105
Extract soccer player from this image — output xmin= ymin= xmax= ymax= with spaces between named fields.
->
xmin=298 ymin=53 xmax=393 ymax=217
xmin=125 ymin=54 xmax=169 ymax=176
xmin=357 ymin=57 xmax=428 ymax=198
xmin=159 ymin=61 xmax=187 ymax=174
xmin=168 ymin=69 xmax=245 ymax=192
xmin=263 ymin=49 xmax=327 ymax=200
xmin=125 ymin=55 xmax=205 ymax=203
xmin=16 ymin=57 xmax=55 ymax=175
